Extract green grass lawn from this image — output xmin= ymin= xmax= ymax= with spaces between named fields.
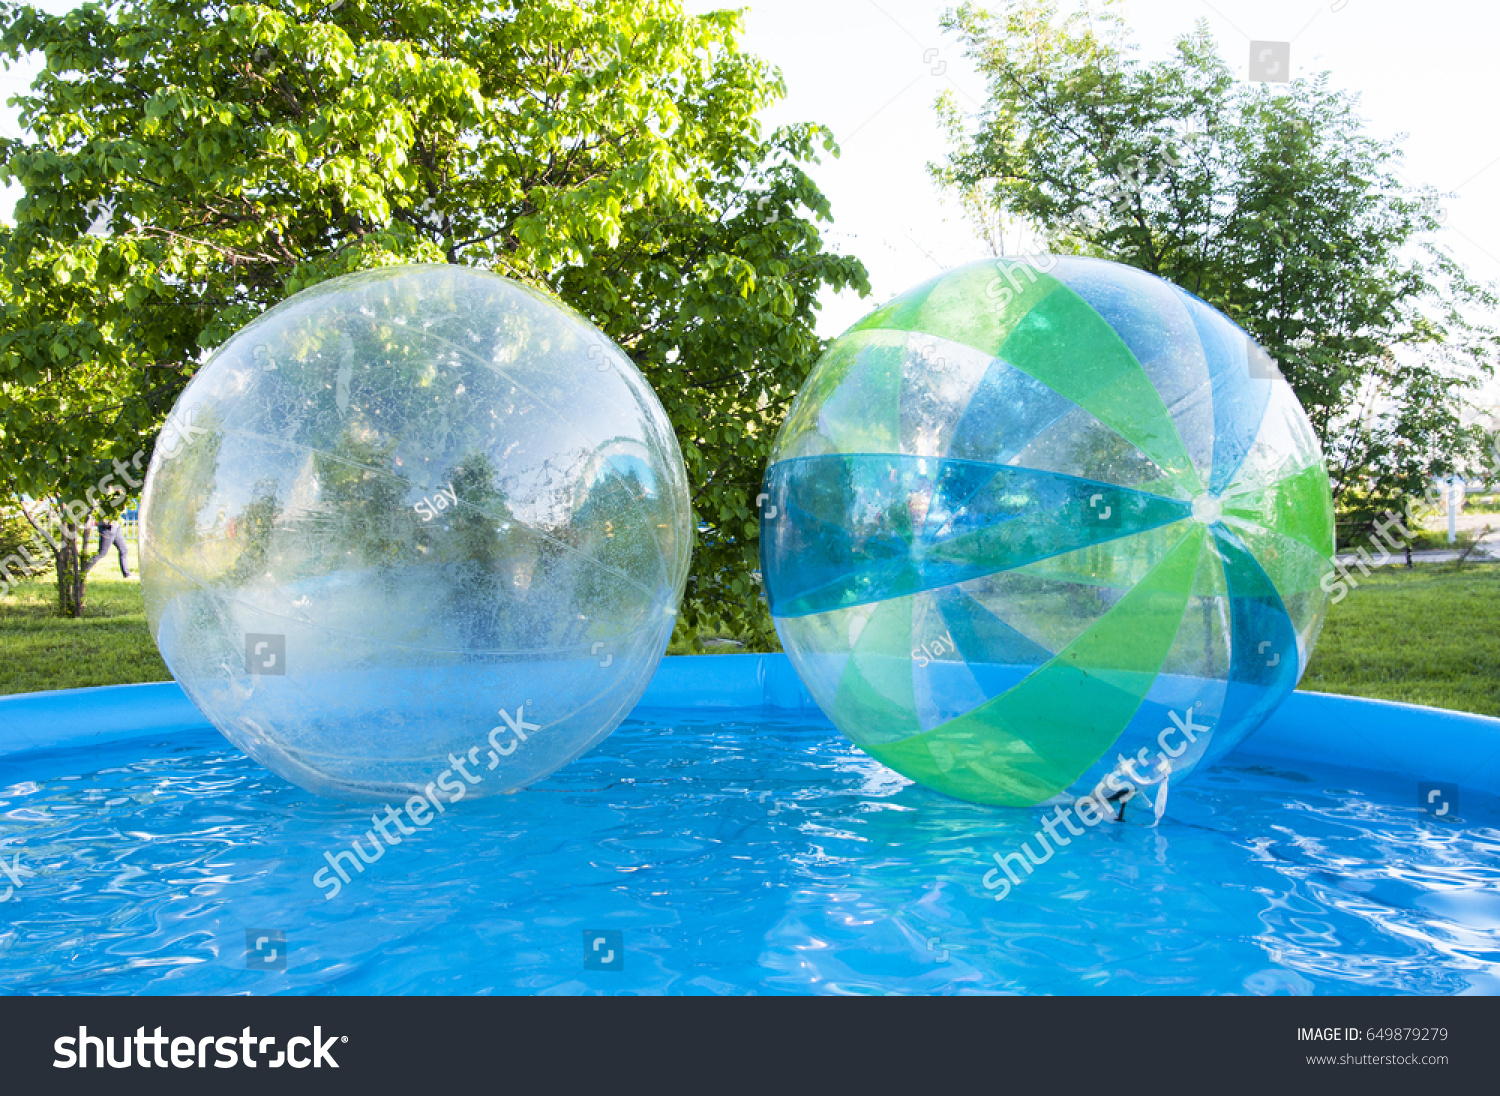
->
xmin=3 ymin=551 xmax=1498 ymax=718
xmin=1299 ymin=564 xmax=1500 ymax=716
xmin=0 ymin=541 xmax=171 ymax=695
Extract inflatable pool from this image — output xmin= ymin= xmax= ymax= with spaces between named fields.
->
xmin=1 ymin=655 xmax=1497 ymax=995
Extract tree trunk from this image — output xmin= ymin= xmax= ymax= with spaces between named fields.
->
xmin=54 ymin=523 xmax=91 ymax=618
xmin=8 ymin=498 xmax=95 ymax=617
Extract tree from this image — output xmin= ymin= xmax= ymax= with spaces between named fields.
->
xmin=933 ymin=0 xmax=1497 ymax=539
xmin=0 ymin=0 xmax=867 ymax=623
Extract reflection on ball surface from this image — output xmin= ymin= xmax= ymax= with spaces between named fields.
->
xmin=142 ymin=265 xmax=691 ymax=800
xmin=760 ymin=257 xmax=1334 ymax=807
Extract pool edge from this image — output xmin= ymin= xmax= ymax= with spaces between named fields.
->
xmin=3 ymin=655 xmax=1497 ymax=798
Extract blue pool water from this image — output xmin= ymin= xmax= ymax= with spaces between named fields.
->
xmin=2 ymin=709 xmax=1498 ymax=995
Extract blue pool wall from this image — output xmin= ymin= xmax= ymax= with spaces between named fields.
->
xmin=2 ymin=654 xmax=1498 ymax=798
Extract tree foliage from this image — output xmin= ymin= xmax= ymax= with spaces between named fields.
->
xmin=0 ymin=0 xmax=867 ymax=623
xmin=934 ymin=0 xmax=1497 ymax=538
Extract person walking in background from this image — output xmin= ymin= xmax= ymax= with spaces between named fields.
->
xmin=90 ymin=518 xmax=132 ymax=577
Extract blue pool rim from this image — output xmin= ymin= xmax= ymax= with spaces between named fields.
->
xmin=2 ymin=654 xmax=1498 ymax=800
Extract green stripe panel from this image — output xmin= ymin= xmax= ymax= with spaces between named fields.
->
xmin=777 ymin=329 xmax=906 ymax=457
xmin=850 ymin=261 xmax=1052 ymax=353
xmin=851 ymin=261 xmax=1201 ymax=498
xmin=859 ymin=523 xmax=1205 ymax=806
xmin=1221 ymin=516 xmax=1335 ymax=602
xmin=1221 ymin=461 xmax=1335 ymax=560
xmin=831 ymin=595 xmax=920 ymax=744
xmin=997 ymin=283 xmax=1202 ymax=495
xmin=1009 ymin=518 xmax=1196 ymax=591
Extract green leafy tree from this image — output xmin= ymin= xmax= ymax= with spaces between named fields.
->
xmin=222 ymin=475 xmax=282 ymax=586
xmin=0 ymin=499 xmax=54 ymax=593
xmin=934 ymin=0 xmax=1497 ymax=540
xmin=311 ymin=433 xmax=418 ymax=570
xmin=0 ymin=0 xmax=868 ymax=624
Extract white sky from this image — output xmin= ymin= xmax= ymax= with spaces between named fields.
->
xmin=4 ymin=0 xmax=1497 ymax=343
xmin=684 ymin=0 xmax=1500 ymax=337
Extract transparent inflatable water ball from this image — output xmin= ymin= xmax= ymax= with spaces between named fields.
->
xmin=141 ymin=265 xmax=691 ymax=800
xmin=761 ymin=257 xmax=1335 ymax=808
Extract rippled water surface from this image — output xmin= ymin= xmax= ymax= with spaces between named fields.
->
xmin=2 ymin=714 xmax=1498 ymax=995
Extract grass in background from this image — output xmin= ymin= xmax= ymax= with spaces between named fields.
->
xmin=1300 ymin=564 xmax=1500 ymax=716
xmin=0 ymin=541 xmax=170 ymax=695
xmin=2 ymin=548 xmax=1498 ymax=718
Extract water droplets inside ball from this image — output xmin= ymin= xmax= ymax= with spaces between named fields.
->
xmin=141 ymin=265 xmax=691 ymax=800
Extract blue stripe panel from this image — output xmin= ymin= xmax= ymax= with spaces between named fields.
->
xmin=933 ymin=584 xmax=1055 ymax=670
xmin=1174 ymin=288 xmax=1275 ymax=494
xmin=761 ymin=454 xmax=1191 ymax=617
xmin=919 ymin=458 xmax=1007 ymax=541
xmin=1212 ymin=526 xmax=1301 ymax=752
xmin=945 ymin=355 xmax=1077 ymax=465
